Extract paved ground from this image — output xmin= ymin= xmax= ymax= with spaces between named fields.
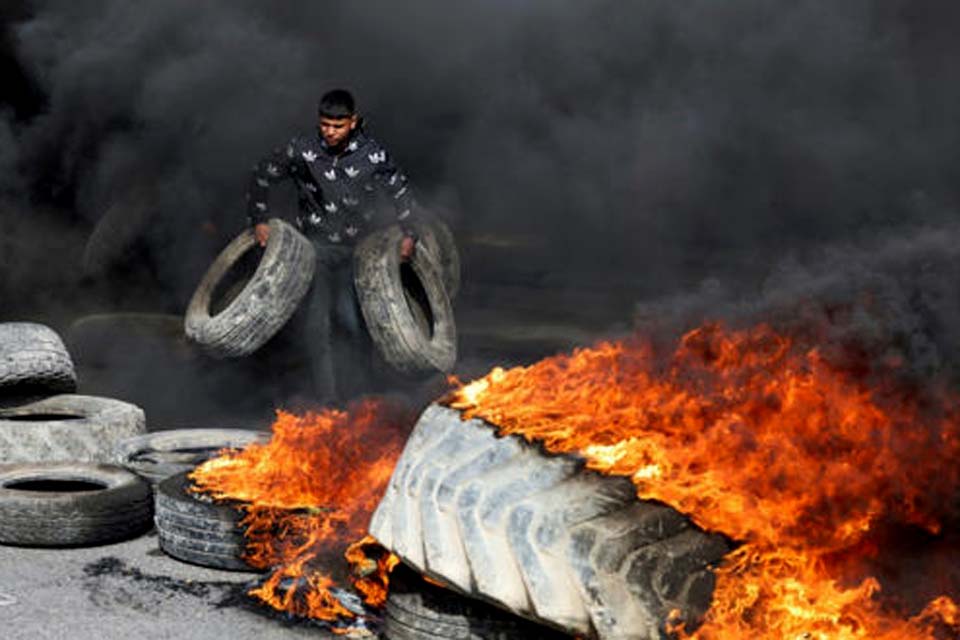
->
xmin=0 ymin=533 xmax=346 ymax=640
xmin=0 ymin=270 xmax=623 ymax=639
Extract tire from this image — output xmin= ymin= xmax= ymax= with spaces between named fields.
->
xmin=185 ymin=218 xmax=316 ymax=358
xmin=0 ymin=322 xmax=77 ymax=398
xmin=369 ymin=404 xmax=732 ymax=640
xmin=81 ymin=186 xmax=155 ymax=277
xmin=113 ymin=429 xmax=269 ymax=485
xmin=0 ymin=462 xmax=152 ymax=547
xmin=384 ymin=563 xmax=569 ymax=640
xmin=154 ymin=470 xmax=258 ymax=572
xmin=65 ymin=313 xmax=192 ymax=370
xmin=0 ymin=394 xmax=146 ymax=464
xmin=410 ymin=216 xmax=460 ymax=300
xmin=354 ymin=226 xmax=457 ymax=374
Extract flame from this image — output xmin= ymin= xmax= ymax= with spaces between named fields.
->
xmin=447 ymin=323 xmax=960 ymax=638
xmin=189 ymin=399 xmax=410 ymax=627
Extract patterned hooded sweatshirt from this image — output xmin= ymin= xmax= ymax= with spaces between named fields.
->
xmin=246 ymin=125 xmax=416 ymax=245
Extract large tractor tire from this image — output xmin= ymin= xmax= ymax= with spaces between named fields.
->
xmin=0 ymin=462 xmax=152 ymax=547
xmin=0 ymin=322 xmax=76 ymax=399
xmin=185 ymin=218 xmax=315 ymax=358
xmin=354 ymin=226 xmax=457 ymax=375
xmin=0 ymin=395 xmax=146 ymax=464
xmin=369 ymin=404 xmax=731 ymax=640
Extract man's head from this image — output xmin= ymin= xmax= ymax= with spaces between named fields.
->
xmin=318 ymin=89 xmax=358 ymax=148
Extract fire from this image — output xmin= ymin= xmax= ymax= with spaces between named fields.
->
xmin=189 ymin=399 xmax=411 ymax=628
xmin=447 ymin=323 xmax=960 ymax=638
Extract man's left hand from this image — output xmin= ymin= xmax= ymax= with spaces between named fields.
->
xmin=400 ymin=235 xmax=416 ymax=261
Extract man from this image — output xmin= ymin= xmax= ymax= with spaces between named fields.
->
xmin=246 ymin=89 xmax=417 ymax=404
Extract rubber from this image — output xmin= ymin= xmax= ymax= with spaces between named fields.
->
xmin=354 ymin=225 xmax=457 ymax=374
xmin=383 ymin=563 xmax=569 ymax=639
xmin=0 ymin=462 xmax=152 ymax=547
xmin=369 ymin=404 xmax=731 ymax=640
xmin=113 ymin=429 xmax=269 ymax=485
xmin=0 ymin=394 xmax=146 ymax=464
xmin=185 ymin=218 xmax=316 ymax=358
xmin=411 ymin=215 xmax=460 ymax=300
xmin=0 ymin=322 xmax=76 ymax=398
xmin=154 ymin=471 xmax=258 ymax=572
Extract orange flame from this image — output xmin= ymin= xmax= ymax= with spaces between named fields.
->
xmin=189 ymin=399 xmax=410 ymax=626
xmin=447 ymin=323 xmax=960 ymax=639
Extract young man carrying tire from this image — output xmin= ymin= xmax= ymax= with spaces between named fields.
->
xmin=246 ymin=89 xmax=418 ymax=405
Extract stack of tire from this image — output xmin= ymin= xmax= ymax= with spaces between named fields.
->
xmin=0 ymin=322 xmax=152 ymax=547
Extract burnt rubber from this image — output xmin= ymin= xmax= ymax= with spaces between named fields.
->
xmin=185 ymin=218 xmax=316 ymax=358
xmin=370 ymin=404 xmax=732 ymax=640
xmin=0 ymin=462 xmax=152 ymax=547
xmin=0 ymin=394 xmax=146 ymax=464
xmin=112 ymin=429 xmax=269 ymax=485
xmin=354 ymin=225 xmax=457 ymax=374
xmin=383 ymin=563 xmax=569 ymax=640
xmin=154 ymin=470 xmax=258 ymax=572
xmin=0 ymin=322 xmax=76 ymax=400
xmin=410 ymin=215 xmax=460 ymax=300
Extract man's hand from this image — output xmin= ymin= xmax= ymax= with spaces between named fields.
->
xmin=254 ymin=223 xmax=270 ymax=248
xmin=400 ymin=235 xmax=416 ymax=261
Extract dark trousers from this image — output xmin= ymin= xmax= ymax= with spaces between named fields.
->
xmin=302 ymin=243 xmax=376 ymax=405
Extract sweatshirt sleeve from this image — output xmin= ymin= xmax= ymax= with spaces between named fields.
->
xmin=245 ymin=139 xmax=298 ymax=226
xmin=369 ymin=143 xmax=417 ymax=237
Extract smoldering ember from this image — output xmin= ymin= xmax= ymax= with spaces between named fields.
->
xmin=2 ymin=2 xmax=960 ymax=639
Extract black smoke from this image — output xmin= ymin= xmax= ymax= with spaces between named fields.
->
xmin=2 ymin=0 xmax=960 ymax=416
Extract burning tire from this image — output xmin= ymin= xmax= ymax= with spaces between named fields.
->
xmin=113 ymin=428 xmax=269 ymax=485
xmin=0 ymin=322 xmax=76 ymax=400
xmin=0 ymin=395 xmax=146 ymax=464
xmin=0 ymin=462 xmax=152 ymax=547
xmin=185 ymin=218 xmax=316 ymax=358
xmin=154 ymin=470 xmax=258 ymax=572
xmin=410 ymin=216 xmax=460 ymax=300
xmin=354 ymin=225 xmax=457 ymax=374
xmin=370 ymin=404 xmax=731 ymax=640
xmin=384 ymin=563 xmax=569 ymax=640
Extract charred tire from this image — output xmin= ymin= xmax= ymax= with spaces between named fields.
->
xmin=0 ymin=462 xmax=152 ymax=547
xmin=410 ymin=216 xmax=460 ymax=300
xmin=0 ymin=394 xmax=146 ymax=464
xmin=0 ymin=322 xmax=76 ymax=398
xmin=354 ymin=226 xmax=457 ymax=374
xmin=113 ymin=429 xmax=269 ymax=485
xmin=384 ymin=563 xmax=569 ymax=640
xmin=155 ymin=470 xmax=257 ymax=572
xmin=185 ymin=218 xmax=316 ymax=358
xmin=370 ymin=404 xmax=732 ymax=640
xmin=65 ymin=313 xmax=191 ymax=370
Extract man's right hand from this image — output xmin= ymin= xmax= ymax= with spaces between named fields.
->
xmin=254 ymin=223 xmax=270 ymax=247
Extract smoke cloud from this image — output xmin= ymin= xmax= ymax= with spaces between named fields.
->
xmin=1 ymin=0 xmax=959 ymax=415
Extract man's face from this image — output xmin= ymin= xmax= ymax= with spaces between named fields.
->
xmin=319 ymin=115 xmax=358 ymax=148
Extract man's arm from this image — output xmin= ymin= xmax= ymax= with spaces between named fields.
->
xmin=369 ymin=144 xmax=417 ymax=259
xmin=246 ymin=140 xmax=298 ymax=246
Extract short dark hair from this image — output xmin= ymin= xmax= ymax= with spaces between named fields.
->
xmin=318 ymin=89 xmax=356 ymax=119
